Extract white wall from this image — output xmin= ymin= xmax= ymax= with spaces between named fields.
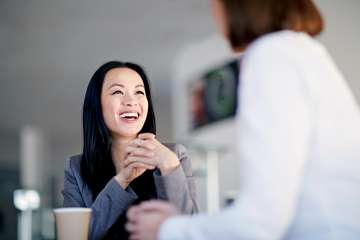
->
xmin=316 ymin=0 xmax=360 ymax=101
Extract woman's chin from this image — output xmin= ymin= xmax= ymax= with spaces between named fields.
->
xmin=113 ymin=128 xmax=142 ymax=139
xmin=110 ymin=120 xmax=146 ymax=138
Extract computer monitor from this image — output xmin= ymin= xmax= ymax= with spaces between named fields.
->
xmin=189 ymin=59 xmax=240 ymax=130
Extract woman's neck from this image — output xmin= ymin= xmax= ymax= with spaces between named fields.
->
xmin=111 ymin=136 xmax=136 ymax=173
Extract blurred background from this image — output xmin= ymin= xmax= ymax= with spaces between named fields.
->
xmin=0 ymin=0 xmax=359 ymax=239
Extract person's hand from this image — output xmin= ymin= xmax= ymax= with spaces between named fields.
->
xmin=126 ymin=200 xmax=179 ymax=240
xmin=124 ymin=133 xmax=180 ymax=176
xmin=114 ymin=158 xmax=156 ymax=189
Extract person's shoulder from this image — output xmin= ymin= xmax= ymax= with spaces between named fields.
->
xmin=247 ymin=30 xmax=320 ymax=60
xmin=252 ymin=30 xmax=297 ymax=47
xmin=242 ymin=31 xmax=306 ymax=73
xmin=164 ymin=143 xmax=192 ymax=172
xmin=65 ymin=154 xmax=83 ymax=174
xmin=245 ymin=31 xmax=288 ymax=58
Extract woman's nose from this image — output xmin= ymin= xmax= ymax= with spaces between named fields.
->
xmin=122 ymin=95 xmax=138 ymax=106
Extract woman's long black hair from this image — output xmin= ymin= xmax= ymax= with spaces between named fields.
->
xmin=80 ymin=61 xmax=156 ymax=198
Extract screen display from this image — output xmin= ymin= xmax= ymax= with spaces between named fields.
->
xmin=189 ymin=59 xmax=239 ymax=130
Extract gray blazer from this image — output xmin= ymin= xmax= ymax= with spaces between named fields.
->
xmin=62 ymin=143 xmax=197 ymax=240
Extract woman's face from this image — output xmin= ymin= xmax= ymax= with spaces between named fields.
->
xmin=211 ymin=0 xmax=229 ymax=39
xmin=101 ymin=67 xmax=149 ymax=139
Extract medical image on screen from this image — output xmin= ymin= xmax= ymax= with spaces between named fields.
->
xmin=189 ymin=59 xmax=239 ymax=130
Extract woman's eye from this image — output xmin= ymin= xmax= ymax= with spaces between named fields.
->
xmin=136 ymin=91 xmax=145 ymax=95
xmin=112 ymin=90 xmax=123 ymax=95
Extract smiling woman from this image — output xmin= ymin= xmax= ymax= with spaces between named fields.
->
xmin=101 ymin=67 xmax=149 ymax=139
xmin=61 ymin=61 xmax=198 ymax=240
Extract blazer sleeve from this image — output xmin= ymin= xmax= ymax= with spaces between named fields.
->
xmin=62 ymin=157 xmax=138 ymax=240
xmin=153 ymin=144 xmax=198 ymax=214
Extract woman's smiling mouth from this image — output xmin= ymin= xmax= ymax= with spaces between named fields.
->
xmin=119 ymin=111 xmax=140 ymax=121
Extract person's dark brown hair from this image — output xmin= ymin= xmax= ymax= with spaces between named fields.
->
xmin=219 ymin=0 xmax=324 ymax=50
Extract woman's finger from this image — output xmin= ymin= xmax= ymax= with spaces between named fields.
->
xmin=126 ymin=161 xmax=156 ymax=170
xmin=125 ymin=222 xmax=138 ymax=232
xmin=127 ymin=206 xmax=141 ymax=221
xmin=126 ymin=146 xmax=154 ymax=158
xmin=137 ymin=133 xmax=155 ymax=140
xmin=124 ymin=156 xmax=157 ymax=168
xmin=128 ymin=138 xmax=156 ymax=150
xmin=139 ymin=200 xmax=178 ymax=213
xmin=129 ymin=233 xmax=141 ymax=240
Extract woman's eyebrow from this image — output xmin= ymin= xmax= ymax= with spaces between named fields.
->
xmin=108 ymin=83 xmax=124 ymax=89
xmin=108 ymin=83 xmax=144 ymax=89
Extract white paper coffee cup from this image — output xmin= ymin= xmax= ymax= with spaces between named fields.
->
xmin=53 ymin=208 xmax=91 ymax=240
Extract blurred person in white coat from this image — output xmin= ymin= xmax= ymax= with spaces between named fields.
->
xmin=126 ymin=0 xmax=360 ymax=239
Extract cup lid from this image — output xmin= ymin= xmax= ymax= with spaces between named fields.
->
xmin=53 ymin=208 xmax=92 ymax=213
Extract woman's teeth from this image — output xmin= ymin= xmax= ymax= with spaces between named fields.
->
xmin=120 ymin=112 xmax=139 ymax=119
